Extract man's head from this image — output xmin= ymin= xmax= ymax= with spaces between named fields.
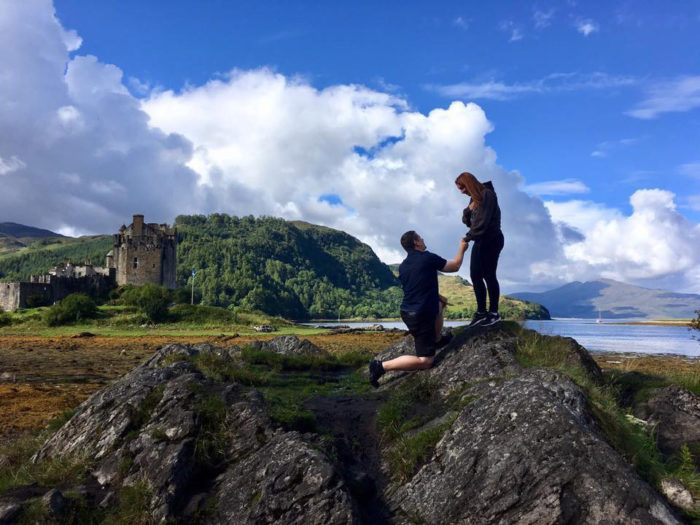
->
xmin=400 ymin=230 xmax=426 ymax=252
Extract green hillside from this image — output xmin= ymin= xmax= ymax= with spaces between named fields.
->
xmin=437 ymin=274 xmax=550 ymax=320
xmin=174 ymin=214 xmax=401 ymax=319
xmin=0 ymin=236 xmax=113 ymax=279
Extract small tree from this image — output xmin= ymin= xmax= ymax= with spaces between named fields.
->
xmin=44 ymin=293 xmax=98 ymax=326
xmin=137 ymin=284 xmax=171 ymax=323
xmin=691 ymin=310 xmax=700 ymax=333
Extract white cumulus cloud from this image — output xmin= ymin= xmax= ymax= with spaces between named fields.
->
xmin=555 ymin=190 xmax=700 ymax=291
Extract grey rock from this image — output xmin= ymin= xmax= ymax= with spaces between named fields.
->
xmin=212 ymin=432 xmax=357 ymax=524
xmin=41 ymin=489 xmax=68 ymax=519
xmin=635 ymin=385 xmax=700 ymax=465
xmin=660 ymin=478 xmax=695 ymax=511
xmin=379 ymin=325 xmax=677 ymax=524
xmin=387 ymin=368 xmax=679 ymax=524
xmin=249 ymin=335 xmax=328 ymax=356
xmin=0 ymin=500 xmax=21 ymax=523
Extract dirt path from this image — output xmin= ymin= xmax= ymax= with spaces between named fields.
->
xmin=306 ymin=393 xmax=393 ymax=524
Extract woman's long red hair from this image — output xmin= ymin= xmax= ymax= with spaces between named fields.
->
xmin=455 ymin=172 xmax=485 ymax=207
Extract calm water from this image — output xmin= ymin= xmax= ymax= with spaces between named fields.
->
xmin=304 ymin=319 xmax=700 ymax=357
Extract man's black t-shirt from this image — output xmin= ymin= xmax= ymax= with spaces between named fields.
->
xmin=398 ymin=250 xmax=447 ymax=315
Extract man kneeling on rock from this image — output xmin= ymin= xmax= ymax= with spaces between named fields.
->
xmin=369 ymin=231 xmax=468 ymax=387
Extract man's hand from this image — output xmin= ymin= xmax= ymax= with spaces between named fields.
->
xmin=442 ymin=237 xmax=469 ymax=272
xmin=439 ymin=294 xmax=449 ymax=307
xmin=460 ymin=237 xmax=468 ymax=253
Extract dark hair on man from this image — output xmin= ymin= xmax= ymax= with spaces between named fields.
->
xmin=400 ymin=230 xmax=419 ymax=252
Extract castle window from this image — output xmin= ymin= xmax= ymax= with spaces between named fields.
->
xmin=133 ymin=257 xmax=138 ymax=269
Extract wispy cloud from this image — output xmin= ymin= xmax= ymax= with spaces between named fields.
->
xmin=257 ymin=30 xmax=303 ymax=45
xmin=576 ymin=18 xmax=599 ymax=36
xmin=627 ymin=76 xmax=700 ymax=119
xmin=427 ymin=72 xmax=636 ymax=100
xmin=453 ymin=16 xmax=469 ymax=30
xmin=524 ymin=179 xmax=590 ymax=196
xmin=679 ymin=162 xmax=700 ymax=179
xmin=533 ymin=9 xmax=555 ymax=28
xmin=591 ymin=137 xmax=640 ymax=158
xmin=499 ymin=20 xmax=523 ymax=42
xmin=0 ymin=155 xmax=26 ymax=175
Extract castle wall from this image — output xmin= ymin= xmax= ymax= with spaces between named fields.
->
xmin=0 ymin=283 xmax=21 ymax=311
xmin=0 ymin=282 xmax=54 ymax=311
xmin=50 ymin=273 xmax=115 ymax=302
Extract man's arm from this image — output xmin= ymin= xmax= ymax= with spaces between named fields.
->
xmin=442 ymin=238 xmax=468 ymax=272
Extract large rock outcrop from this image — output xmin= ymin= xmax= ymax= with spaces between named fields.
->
xmin=1 ymin=327 xmax=692 ymax=523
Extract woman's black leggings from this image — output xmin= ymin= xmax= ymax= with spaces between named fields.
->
xmin=470 ymin=232 xmax=504 ymax=313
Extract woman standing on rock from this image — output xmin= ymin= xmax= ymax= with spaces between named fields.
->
xmin=455 ymin=171 xmax=504 ymax=327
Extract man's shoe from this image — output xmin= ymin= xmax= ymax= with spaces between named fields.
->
xmin=369 ymin=359 xmax=385 ymax=388
xmin=483 ymin=312 xmax=501 ymax=327
xmin=468 ymin=311 xmax=489 ymax=327
xmin=436 ymin=332 xmax=453 ymax=348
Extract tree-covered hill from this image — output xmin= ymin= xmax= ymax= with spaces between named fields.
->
xmin=0 ymin=215 xmax=549 ymax=320
xmin=0 ymin=236 xmax=113 ymax=278
xmin=174 ymin=214 xmax=401 ymax=319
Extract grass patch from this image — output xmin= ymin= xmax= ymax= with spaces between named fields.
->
xmin=0 ymin=433 xmax=90 ymax=494
xmin=0 ymin=408 xmax=92 ymax=495
xmin=376 ymin=376 xmax=442 ymax=442
xmin=193 ymin=393 xmax=230 ymax=469
xmin=104 ymin=480 xmax=155 ymax=525
xmin=241 ymin=347 xmax=374 ymax=371
xmin=387 ymin=418 xmax=456 ymax=483
xmin=129 ymin=385 xmax=165 ymax=431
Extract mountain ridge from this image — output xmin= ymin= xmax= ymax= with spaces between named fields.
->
xmin=511 ymin=278 xmax=700 ymax=319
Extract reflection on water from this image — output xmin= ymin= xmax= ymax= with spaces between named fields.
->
xmin=304 ymin=319 xmax=699 ymax=357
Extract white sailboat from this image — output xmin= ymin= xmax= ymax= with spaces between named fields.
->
xmin=596 ymin=309 xmax=602 ymax=324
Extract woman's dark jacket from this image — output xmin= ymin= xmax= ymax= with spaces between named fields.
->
xmin=462 ymin=181 xmax=502 ymax=242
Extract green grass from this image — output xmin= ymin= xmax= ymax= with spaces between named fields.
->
xmin=241 ymin=347 xmax=374 ymax=371
xmin=193 ymin=393 xmax=231 ymax=468
xmin=104 ymin=480 xmax=155 ymax=525
xmin=0 ymin=303 xmax=324 ymax=336
xmin=387 ymin=418 xmax=456 ymax=483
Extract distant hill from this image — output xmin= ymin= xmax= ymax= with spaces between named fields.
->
xmin=0 ymin=222 xmax=64 ymax=239
xmin=510 ymin=279 xmax=700 ymax=319
xmin=0 ymin=222 xmax=68 ymax=257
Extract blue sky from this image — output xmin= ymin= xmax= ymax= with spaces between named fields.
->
xmin=2 ymin=1 xmax=699 ymax=292
xmin=53 ymin=0 xmax=700 ymax=219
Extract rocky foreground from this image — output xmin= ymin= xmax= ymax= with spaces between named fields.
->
xmin=0 ymin=327 xmax=698 ymax=523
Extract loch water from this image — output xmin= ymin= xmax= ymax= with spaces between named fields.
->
xmin=305 ymin=319 xmax=699 ymax=357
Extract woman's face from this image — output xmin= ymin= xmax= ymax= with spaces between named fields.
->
xmin=456 ymin=182 xmax=470 ymax=195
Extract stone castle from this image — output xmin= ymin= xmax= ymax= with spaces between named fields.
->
xmin=0 ymin=215 xmax=177 ymax=311
xmin=108 ymin=214 xmax=177 ymax=289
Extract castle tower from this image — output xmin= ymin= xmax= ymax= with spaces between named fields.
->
xmin=112 ymin=214 xmax=177 ymax=289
